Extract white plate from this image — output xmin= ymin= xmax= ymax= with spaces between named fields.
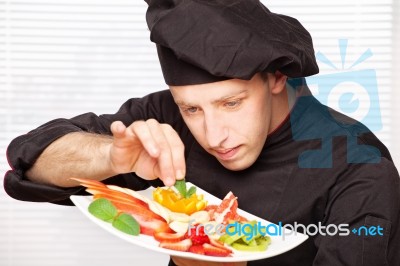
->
xmin=70 ymin=183 xmax=308 ymax=262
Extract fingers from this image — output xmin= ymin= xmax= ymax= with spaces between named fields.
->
xmin=111 ymin=121 xmax=125 ymax=137
xmin=144 ymin=119 xmax=176 ymax=186
xmin=112 ymin=119 xmax=186 ymax=186
xmin=161 ymin=124 xmax=186 ymax=180
xmin=128 ymin=120 xmax=161 ymax=157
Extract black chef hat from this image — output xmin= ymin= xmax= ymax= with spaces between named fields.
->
xmin=145 ymin=0 xmax=319 ymax=86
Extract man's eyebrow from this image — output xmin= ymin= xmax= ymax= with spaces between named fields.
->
xmin=174 ymin=100 xmax=193 ymax=106
xmin=211 ymin=89 xmax=248 ymax=104
xmin=174 ymin=89 xmax=248 ymax=106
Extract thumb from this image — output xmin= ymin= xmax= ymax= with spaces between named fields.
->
xmin=111 ymin=121 xmax=131 ymax=148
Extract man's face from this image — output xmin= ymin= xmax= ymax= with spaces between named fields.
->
xmin=170 ymin=73 xmax=288 ymax=171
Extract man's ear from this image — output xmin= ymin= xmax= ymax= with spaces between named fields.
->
xmin=269 ymin=71 xmax=287 ymax=94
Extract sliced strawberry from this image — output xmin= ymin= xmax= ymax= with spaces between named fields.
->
xmin=160 ymin=239 xmax=192 ymax=252
xmin=154 ymin=232 xmax=186 ymax=243
xmin=140 ymin=220 xmax=172 ymax=236
xmin=189 ymin=245 xmax=205 ymax=255
xmin=185 ymin=224 xmax=210 ymax=245
xmin=203 ymin=243 xmax=232 ymax=257
xmin=189 ymin=234 xmax=210 ymax=246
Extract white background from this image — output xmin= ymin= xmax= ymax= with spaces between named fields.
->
xmin=1 ymin=0 xmax=399 ymax=265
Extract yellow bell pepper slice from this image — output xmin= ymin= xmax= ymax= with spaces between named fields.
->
xmin=152 ymin=187 xmax=207 ymax=215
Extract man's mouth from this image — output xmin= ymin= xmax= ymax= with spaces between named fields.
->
xmin=213 ymin=146 xmax=241 ymax=161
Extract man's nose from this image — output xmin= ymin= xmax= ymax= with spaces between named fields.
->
xmin=204 ymin=112 xmax=228 ymax=148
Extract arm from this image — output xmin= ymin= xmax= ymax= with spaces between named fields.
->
xmin=4 ymin=90 xmax=188 ymax=203
xmin=26 ymin=120 xmax=186 ymax=188
xmin=26 ymin=131 xmax=115 ymax=187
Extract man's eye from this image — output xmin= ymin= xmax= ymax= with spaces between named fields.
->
xmin=224 ymin=100 xmax=241 ymax=108
xmin=184 ymin=107 xmax=198 ymax=114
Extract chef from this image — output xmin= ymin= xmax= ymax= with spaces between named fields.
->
xmin=4 ymin=0 xmax=400 ymax=265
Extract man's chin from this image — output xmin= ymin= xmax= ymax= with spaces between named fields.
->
xmin=218 ymin=158 xmax=254 ymax=171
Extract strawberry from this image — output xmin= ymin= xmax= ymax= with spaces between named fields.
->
xmin=203 ymin=243 xmax=232 ymax=257
xmin=185 ymin=224 xmax=210 ymax=245
xmin=154 ymin=232 xmax=186 ymax=243
xmin=188 ymin=245 xmax=205 ymax=255
xmin=159 ymin=239 xmax=192 ymax=252
xmin=137 ymin=218 xmax=171 ymax=236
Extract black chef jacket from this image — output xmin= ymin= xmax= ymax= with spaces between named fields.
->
xmin=4 ymin=79 xmax=400 ymax=266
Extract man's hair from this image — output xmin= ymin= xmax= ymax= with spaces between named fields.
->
xmin=260 ymin=71 xmax=270 ymax=83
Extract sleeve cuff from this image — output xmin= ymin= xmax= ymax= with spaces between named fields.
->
xmin=3 ymin=170 xmax=86 ymax=205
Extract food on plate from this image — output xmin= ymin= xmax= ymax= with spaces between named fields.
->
xmin=153 ymin=187 xmax=207 ymax=215
xmin=88 ymin=197 xmax=140 ymax=236
xmin=154 ymin=224 xmax=232 ymax=257
xmin=153 ymin=179 xmax=207 ymax=215
xmin=174 ymin=179 xmax=197 ymax=198
xmin=186 ymin=224 xmax=211 ymax=245
xmin=73 ymin=178 xmax=271 ymax=257
xmin=219 ymin=221 xmax=271 ymax=252
xmin=167 ymin=210 xmax=211 ymax=234
xmin=205 ymin=192 xmax=248 ymax=224
xmin=72 ymin=178 xmax=171 ymax=236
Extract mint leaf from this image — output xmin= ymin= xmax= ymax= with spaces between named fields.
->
xmin=88 ymin=198 xmax=141 ymax=237
xmin=174 ymin=179 xmax=187 ymax=198
xmin=187 ymin=186 xmax=197 ymax=198
xmin=174 ymin=179 xmax=198 ymax=198
xmin=88 ymin=198 xmax=117 ymax=222
xmin=112 ymin=213 xmax=140 ymax=236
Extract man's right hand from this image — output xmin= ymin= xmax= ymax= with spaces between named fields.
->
xmin=26 ymin=119 xmax=185 ymax=187
xmin=109 ymin=119 xmax=186 ymax=186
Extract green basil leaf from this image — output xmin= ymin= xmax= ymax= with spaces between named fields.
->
xmin=174 ymin=179 xmax=187 ymax=198
xmin=112 ymin=213 xmax=140 ymax=236
xmin=88 ymin=198 xmax=117 ymax=222
xmin=187 ymin=186 xmax=197 ymax=198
